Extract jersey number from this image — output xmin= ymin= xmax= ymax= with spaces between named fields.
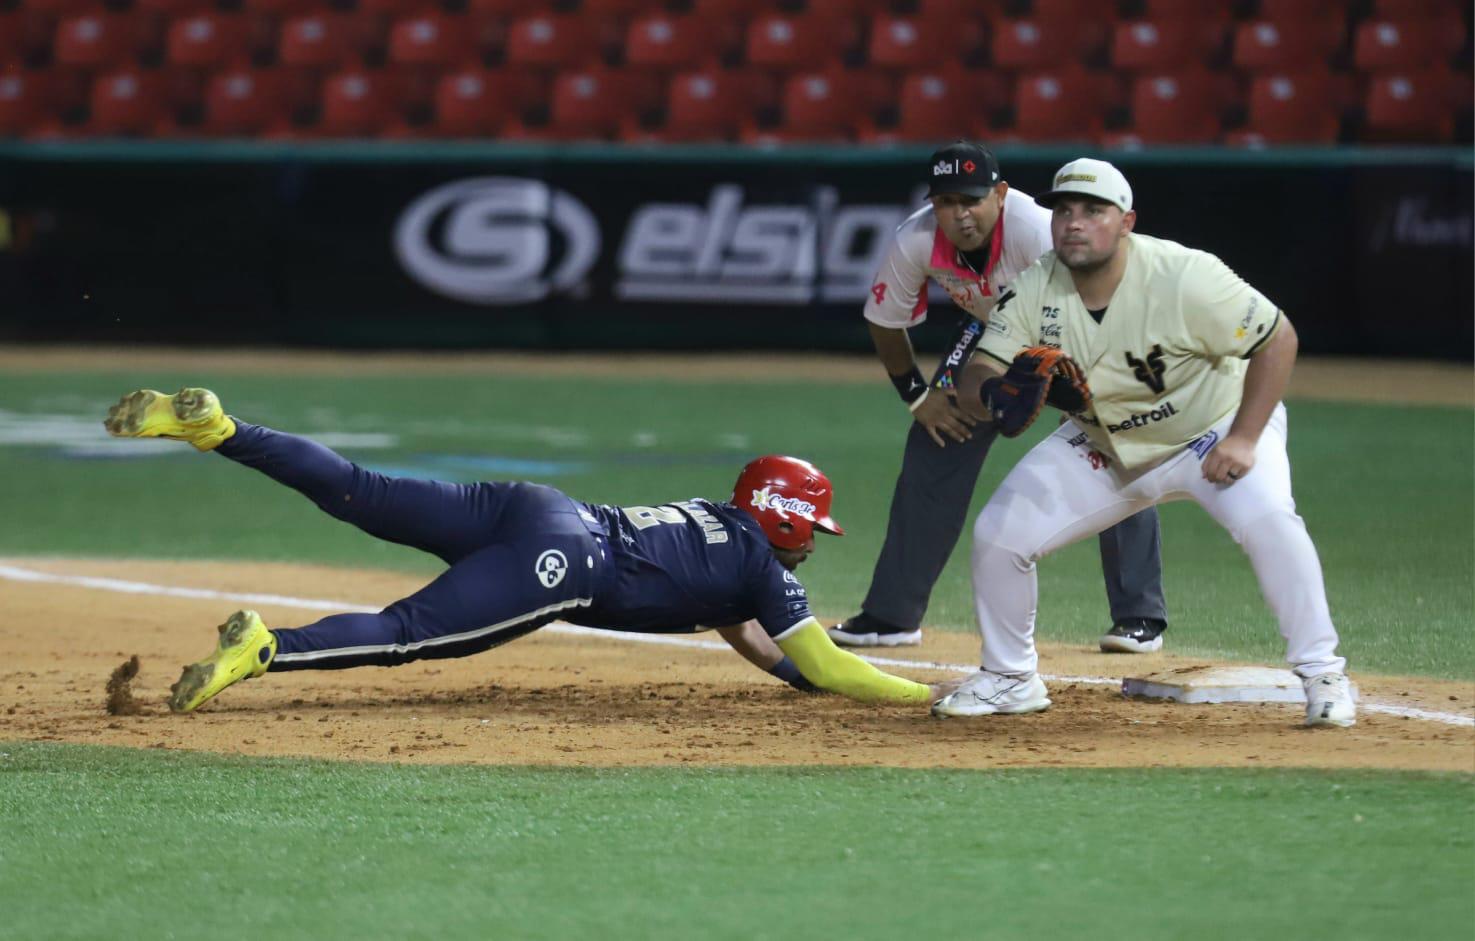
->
xmin=1126 ymin=345 xmax=1167 ymax=394
xmin=622 ymin=505 xmax=686 ymax=529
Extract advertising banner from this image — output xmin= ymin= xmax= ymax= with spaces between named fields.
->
xmin=0 ymin=145 xmax=1468 ymax=358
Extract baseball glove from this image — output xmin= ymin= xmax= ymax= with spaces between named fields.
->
xmin=980 ymin=347 xmax=1091 ymax=438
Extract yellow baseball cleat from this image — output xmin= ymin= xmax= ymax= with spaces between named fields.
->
xmin=169 ymin=610 xmax=277 ymax=713
xmin=103 ymin=387 xmax=236 ymax=451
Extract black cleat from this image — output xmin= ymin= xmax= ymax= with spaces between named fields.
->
xmin=1099 ymin=618 xmax=1167 ymax=653
xmin=828 ymin=612 xmax=923 ymax=648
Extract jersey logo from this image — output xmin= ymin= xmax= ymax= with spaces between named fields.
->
xmin=995 ymin=288 xmax=1016 ymax=312
xmin=871 ymin=282 xmax=887 ymax=304
xmin=534 ymin=549 xmax=568 ymax=589
xmin=1126 ymin=345 xmax=1167 ymax=394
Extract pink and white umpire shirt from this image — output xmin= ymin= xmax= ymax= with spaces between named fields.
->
xmin=863 ymin=188 xmax=1053 ymax=329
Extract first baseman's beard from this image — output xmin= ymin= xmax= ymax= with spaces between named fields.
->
xmin=1058 ymin=247 xmax=1115 ymax=274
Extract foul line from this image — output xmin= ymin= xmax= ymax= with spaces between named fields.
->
xmin=2 ymin=563 xmax=1470 ymax=729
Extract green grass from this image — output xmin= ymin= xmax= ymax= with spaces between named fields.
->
xmin=1 ymin=370 xmax=1471 ymax=678
xmin=1 ymin=743 xmax=1471 ymax=941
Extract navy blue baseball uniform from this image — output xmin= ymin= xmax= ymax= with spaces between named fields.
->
xmin=214 ymin=423 xmax=815 ymax=672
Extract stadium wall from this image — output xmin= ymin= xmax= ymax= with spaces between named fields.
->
xmin=0 ymin=142 xmax=1469 ymax=358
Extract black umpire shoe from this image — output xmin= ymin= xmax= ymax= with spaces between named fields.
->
xmin=828 ymin=612 xmax=923 ymax=648
xmin=1099 ymin=618 xmax=1167 ymax=653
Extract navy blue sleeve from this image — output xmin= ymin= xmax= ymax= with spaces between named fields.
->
xmin=748 ymin=556 xmax=815 ymax=639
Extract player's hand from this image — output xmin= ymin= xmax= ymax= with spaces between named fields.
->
xmin=913 ymin=392 xmax=976 ymax=447
xmin=1202 ymin=433 xmax=1257 ymax=484
xmin=928 ymin=677 xmax=965 ymax=702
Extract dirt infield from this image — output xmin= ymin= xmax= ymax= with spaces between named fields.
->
xmin=2 ymin=558 xmax=1470 ymax=770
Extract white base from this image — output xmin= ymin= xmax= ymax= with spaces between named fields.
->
xmin=1121 ymin=665 xmax=1358 ymax=705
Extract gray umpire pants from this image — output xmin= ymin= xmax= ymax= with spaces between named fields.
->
xmin=861 ymin=420 xmax=1168 ymax=630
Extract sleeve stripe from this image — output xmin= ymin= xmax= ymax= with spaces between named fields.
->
xmin=773 ymin=616 xmax=819 ymax=642
xmin=1242 ymin=308 xmax=1283 ymax=358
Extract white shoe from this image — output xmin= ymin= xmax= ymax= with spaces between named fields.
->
xmin=931 ymin=670 xmax=1051 ymax=718
xmin=1303 ymin=672 xmax=1356 ymax=728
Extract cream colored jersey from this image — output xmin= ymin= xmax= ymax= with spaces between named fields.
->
xmin=979 ymin=232 xmax=1283 ymax=471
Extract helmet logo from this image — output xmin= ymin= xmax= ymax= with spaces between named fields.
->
xmin=750 ymin=486 xmax=817 ymax=520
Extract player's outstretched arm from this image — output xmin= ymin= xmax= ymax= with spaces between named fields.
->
xmin=716 ymin=621 xmax=818 ymax=692
xmin=776 ymin=620 xmax=941 ymax=705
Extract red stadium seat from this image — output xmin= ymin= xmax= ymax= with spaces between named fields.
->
xmin=1 ymin=10 xmax=52 ymax=65
xmin=135 ymin=0 xmax=216 ymax=15
xmin=388 ymin=14 xmax=476 ymax=67
xmin=279 ymin=14 xmax=375 ymax=69
xmin=547 ymin=69 xmax=639 ymax=138
xmin=88 ymin=68 xmax=166 ymax=135
xmin=868 ymin=15 xmax=970 ymax=69
xmin=318 ymin=68 xmax=392 ymax=136
xmin=1232 ymin=19 xmax=1342 ymax=71
xmin=1141 ymin=0 xmax=1233 ymax=20
xmin=165 ymin=14 xmax=255 ymax=68
xmin=1363 ymin=69 xmax=1460 ymax=141
xmin=0 ymin=71 xmax=51 ymax=136
xmin=1111 ymin=19 xmax=1226 ymax=71
xmin=1120 ymin=71 xmax=1222 ymax=143
xmin=54 ymin=14 xmax=146 ymax=70
xmin=18 ymin=0 xmax=101 ymax=17
xmin=1012 ymin=69 xmax=1108 ymax=141
xmin=1256 ymin=0 xmax=1345 ymax=19
xmin=991 ymin=19 xmax=1079 ymax=71
xmin=777 ymin=69 xmax=870 ymax=137
xmin=1228 ymin=71 xmax=1340 ymax=144
xmin=1372 ymin=0 xmax=1467 ymax=16
xmin=357 ymin=0 xmax=441 ymax=15
xmin=624 ymin=14 xmax=724 ymax=70
xmin=582 ymin=0 xmax=665 ymax=16
xmin=663 ymin=68 xmax=752 ymax=140
xmin=744 ymin=14 xmax=841 ymax=70
xmin=465 ymin=0 xmax=550 ymax=14
xmin=202 ymin=67 xmax=297 ymax=135
xmin=505 ymin=14 xmax=600 ymax=69
xmin=691 ymin=0 xmax=782 ymax=18
xmin=1353 ymin=19 xmax=1464 ymax=71
xmin=891 ymin=69 xmax=986 ymax=141
xmin=1028 ymin=0 xmax=1114 ymax=55
xmin=430 ymin=68 xmax=526 ymax=136
xmin=239 ymin=0 xmax=321 ymax=15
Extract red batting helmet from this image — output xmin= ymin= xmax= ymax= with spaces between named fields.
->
xmin=731 ymin=455 xmax=844 ymax=550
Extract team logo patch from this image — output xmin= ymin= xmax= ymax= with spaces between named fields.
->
xmin=534 ymin=549 xmax=568 ymax=589
xmin=1189 ymin=430 xmax=1220 ymax=460
xmin=751 ymin=486 xmax=817 ymax=520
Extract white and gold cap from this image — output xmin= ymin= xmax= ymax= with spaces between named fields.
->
xmin=1034 ymin=157 xmax=1133 ymax=212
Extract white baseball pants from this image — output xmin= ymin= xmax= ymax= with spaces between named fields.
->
xmin=970 ymin=404 xmax=1346 ymax=678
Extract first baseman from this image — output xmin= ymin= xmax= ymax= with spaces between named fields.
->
xmin=930 ymin=158 xmax=1355 ymax=728
xmin=831 ymin=140 xmax=1169 ymax=654
xmin=102 ymin=389 xmax=954 ymax=712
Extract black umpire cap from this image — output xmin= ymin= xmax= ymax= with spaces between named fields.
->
xmin=926 ymin=140 xmax=1002 ymax=198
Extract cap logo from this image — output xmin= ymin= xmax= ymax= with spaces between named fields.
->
xmin=962 ymin=160 xmax=976 ymax=173
xmin=751 ymin=486 xmax=817 ymax=520
xmin=1056 ymin=172 xmax=1098 ymax=184
xmin=933 ymin=159 xmax=959 ymax=176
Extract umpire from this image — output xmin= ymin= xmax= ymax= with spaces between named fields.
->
xmin=829 ymin=141 xmax=1170 ymax=653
